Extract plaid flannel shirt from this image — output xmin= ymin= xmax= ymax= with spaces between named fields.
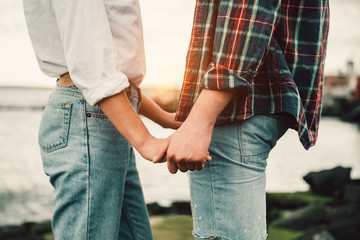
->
xmin=175 ymin=0 xmax=329 ymax=149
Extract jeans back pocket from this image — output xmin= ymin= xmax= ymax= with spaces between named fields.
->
xmin=39 ymin=102 xmax=72 ymax=153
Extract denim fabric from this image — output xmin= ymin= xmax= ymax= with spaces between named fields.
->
xmin=38 ymin=85 xmax=152 ymax=240
xmin=189 ymin=114 xmax=292 ymax=240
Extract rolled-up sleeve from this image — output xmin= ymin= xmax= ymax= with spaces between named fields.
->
xmin=51 ymin=0 xmax=130 ymax=106
xmin=201 ymin=0 xmax=281 ymax=93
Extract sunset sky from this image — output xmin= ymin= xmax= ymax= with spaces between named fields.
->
xmin=0 ymin=0 xmax=359 ymax=89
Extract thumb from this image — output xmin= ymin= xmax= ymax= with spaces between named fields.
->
xmin=153 ymin=138 xmax=170 ymax=163
xmin=167 ymin=158 xmax=179 ymax=174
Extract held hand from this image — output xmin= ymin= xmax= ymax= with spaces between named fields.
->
xmin=137 ymin=136 xmax=167 ymax=162
xmin=153 ymin=89 xmax=236 ymax=173
xmin=154 ymin=122 xmax=212 ymax=174
xmin=151 ymin=137 xmax=170 ymax=163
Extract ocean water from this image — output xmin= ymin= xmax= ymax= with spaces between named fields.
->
xmin=0 ymin=88 xmax=360 ymax=226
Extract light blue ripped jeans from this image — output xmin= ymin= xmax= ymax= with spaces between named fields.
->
xmin=38 ymin=84 xmax=152 ymax=240
xmin=189 ymin=114 xmax=293 ymax=240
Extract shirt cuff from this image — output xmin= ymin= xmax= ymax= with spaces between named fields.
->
xmin=201 ymin=62 xmax=253 ymax=95
xmin=82 ymin=73 xmax=130 ymax=106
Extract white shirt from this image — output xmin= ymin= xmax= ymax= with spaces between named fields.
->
xmin=23 ymin=0 xmax=146 ymax=106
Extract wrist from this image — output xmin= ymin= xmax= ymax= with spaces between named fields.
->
xmin=132 ymin=130 xmax=154 ymax=152
xmin=157 ymin=110 xmax=169 ymax=128
xmin=182 ymin=113 xmax=215 ymax=136
xmin=186 ymin=105 xmax=217 ymax=129
xmin=185 ymin=89 xmax=237 ymax=128
xmin=160 ymin=111 xmax=175 ymax=128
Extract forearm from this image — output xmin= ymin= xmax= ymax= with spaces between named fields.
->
xmin=139 ymin=92 xmax=181 ymax=129
xmin=139 ymin=93 xmax=168 ymax=124
xmin=183 ymin=89 xmax=237 ymax=129
xmin=98 ymin=91 xmax=153 ymax=150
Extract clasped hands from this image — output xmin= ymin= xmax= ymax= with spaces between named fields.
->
xmin=136 ymin=89 xmax=234 ymax=173
xmin=152 ymin=120 xmax=213 ymax=174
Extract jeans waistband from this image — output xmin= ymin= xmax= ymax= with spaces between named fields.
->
xmin=52 ymin=83 xmax=141 ymax=113
xmin=53 ymin=84 xmax=84 ymax=99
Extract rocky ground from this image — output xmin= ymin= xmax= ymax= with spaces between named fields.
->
xmin=1 ymin=166 xmax=359 ymax=240
xmin=268 ymin=166 xmax=360 ymax=240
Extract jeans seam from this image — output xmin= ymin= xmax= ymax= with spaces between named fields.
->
xmin=122 ymin=202 xmax=137 ymax=239
xmin=237 ymin=122 xmax=244 ymax=163
xmin=208 ymin=161 xmax=218 ymax=235
xmin=84 ymin=100 xmax=91 ymax=240
xmin=123 ymin=146 xmax=137 ymax=239
xmin=194 ymin=233 xmax=233 ymax=239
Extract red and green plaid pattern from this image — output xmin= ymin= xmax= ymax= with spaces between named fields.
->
xmin=175 ymin=0 xmax=329 ymax=149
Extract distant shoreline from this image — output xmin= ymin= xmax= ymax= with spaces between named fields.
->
xmin=0 ymin=105 xmax=44 ymax=111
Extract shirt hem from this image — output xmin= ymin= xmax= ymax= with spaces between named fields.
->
xmin=82 ymin=73 xmax=130 ymax=106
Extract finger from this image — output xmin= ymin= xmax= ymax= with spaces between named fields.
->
xmin=205 ymin=154 xmax=212 ymax=162
xmin=154 ymin=151 xmax=167 ymax=163
xmin=194 ymin=163 xmax=204 ymax=171
xmin=196 ymin=162 xmax=206 ymax=171
xmin=153 ymin=139 xmax=170 ymax=163
xmin=157 ymin=155 xmax=167 ymax=163
xmin=186 ymin=162 xmax=196 ymax=171
xmin=167 ymin=158 xmax=179 ymax=174
xmin=177 ymin=159 xmax=189 ymax=173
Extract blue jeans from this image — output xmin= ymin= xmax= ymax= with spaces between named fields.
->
xmin=38 ymin=85 xmax=152 ymax=240
xmin=189 ymin=114 xmax=292 ymax=240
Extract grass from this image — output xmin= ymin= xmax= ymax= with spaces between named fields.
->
xmin=39 ymin=215 xmax=194 ymax=240
xmin=43 ymin=233 xmax=55 ymax=240
xmin=41 ymin=215 xmax=305 ymax=240
xmin=152 ymin=215 xmax=305 ymax=240
xmin=267 ymin=227 xmax=304 ymax=240
xmin=41 ymin=206 xmax=311 ymax=240
xmin=267 ymin=191 xmax=334 ymax=209
xmin=152 ymin=215 xmax=193 ymax=240
xmin=3 ymin=192 xmax=332 ymax=239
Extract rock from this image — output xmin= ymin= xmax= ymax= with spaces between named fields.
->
xmin=325 ymin=180 xmax=360 ymax=240
xmin=327 ymin=215 xmax=360 ymax=240
xmin=327 ymin=203 xmax=360 ymax=240
xmin=147 ymin=201 xmax=191 ymax=216
xmin=171 ymin=201 xmax=191 ymax=215
xmin=271 ymin=205 xmax=327 ymax=230
xmin=0 ymin=221 xmax=51 ymax=240
xmin=328 ymin=204 xmax=360 ymax=223
xmin=267 ymin=193 xmax=307 ymax=210
xmin=310 ymin=230 xmax=335 ymax=240
xmin=303 ymin=166 xmax=351 ymax=196
xmin=32 ymin=221 xmax=51 ymax=236
xmin=0 ymin=223 xmax=30 ymax=238
xmin=296 ymin=228 xmax=335 ymax=240
xmin=342 ymin=180 xmax=360 ymax=204
xmin=147 ymin=202 xmax=171 ymax=215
